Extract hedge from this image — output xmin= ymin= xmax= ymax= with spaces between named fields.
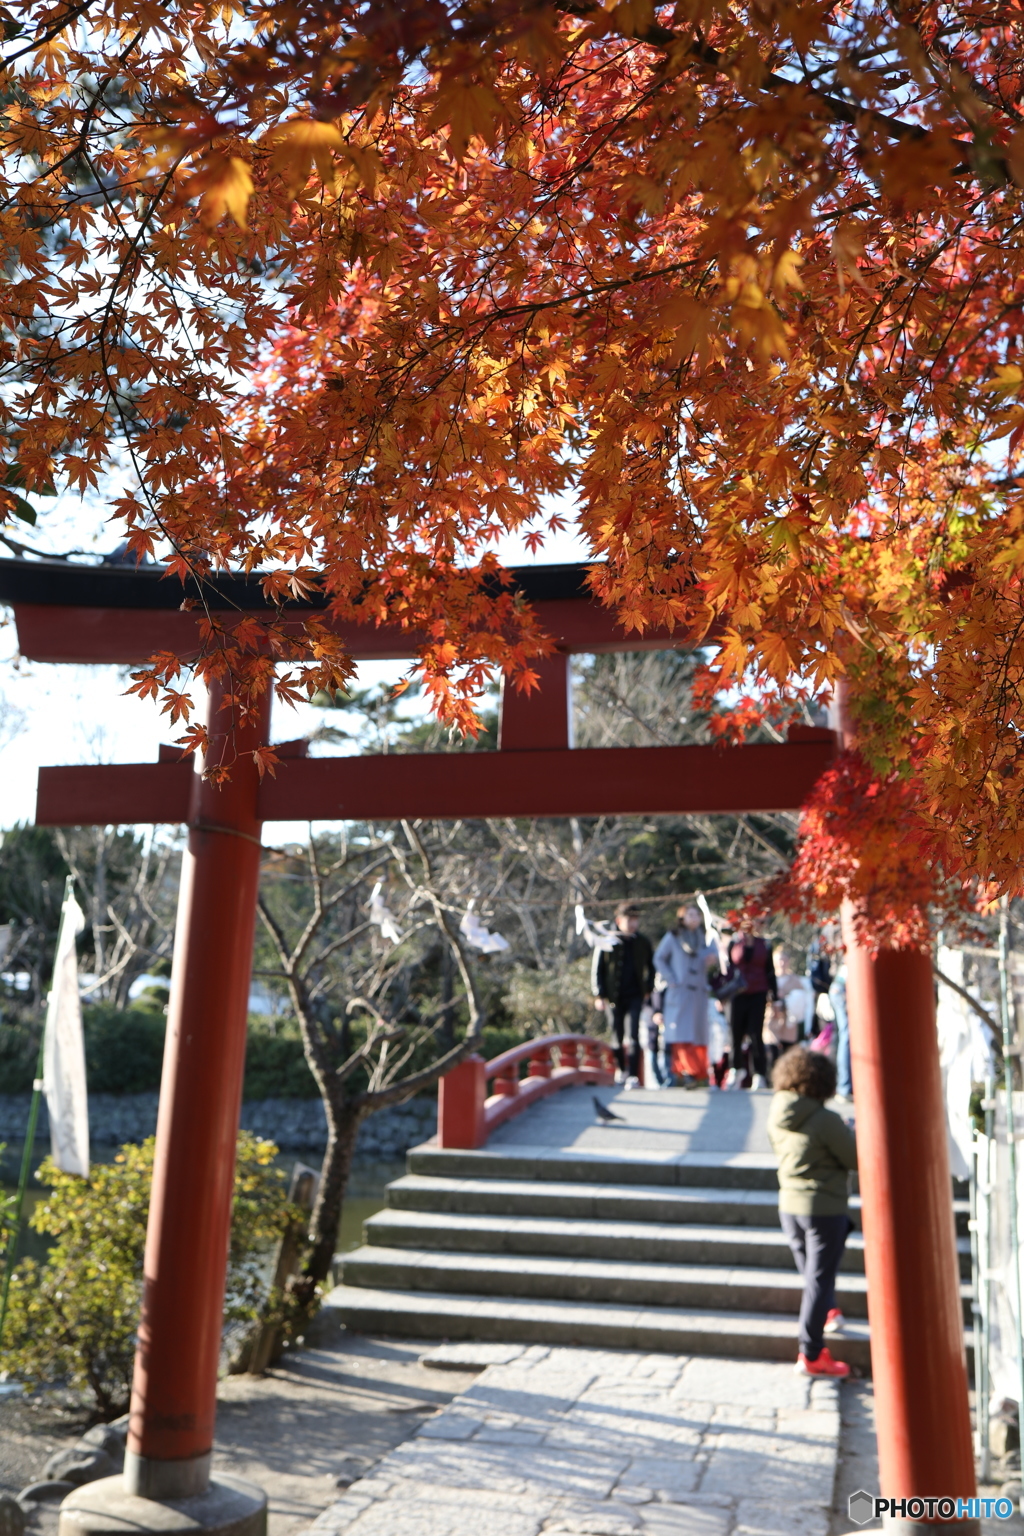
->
xmin=0 ymin=1009 xmax=531 ymax=1100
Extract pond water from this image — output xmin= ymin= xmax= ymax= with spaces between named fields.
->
xmin=336 ymin=1196 xmax=387 ymax=1253
xmin=335 ymin=1160 xmax=405 ymax=1253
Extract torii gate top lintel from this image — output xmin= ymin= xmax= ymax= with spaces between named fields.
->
xmin=0 ymin=556 xmax=837 ymax=824
xmin=0 ymin=555 xmax=683 ymax=665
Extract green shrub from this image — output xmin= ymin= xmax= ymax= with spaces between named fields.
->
xmin=243 ymin=1020 xmax=318 ymax=1099
xmin=1 ymin=1005 xmax=324 ymax=1100
xmin=83 ymin=1004 xmax=167 ymax=1093
xmin=503 ymin=958 xmax=595 ymax=1036
xmin=1 ymin=1132 xmax=293 ymax=1417
xmin=0 ymin=1004 xmax=170 ymax=1096
xmin=476 ymin=1024 xmax=531 ymax=1062
xmin=0 ymin=1020 xmax=38 ymax=1094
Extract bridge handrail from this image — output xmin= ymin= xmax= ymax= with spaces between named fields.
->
xmin=484 ymin=1032 xmax=612 ymax=1078
xmin=437 ymin=1031 xmax=616 ymax=1149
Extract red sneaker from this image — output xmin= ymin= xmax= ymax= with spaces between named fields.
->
xmin=795 ymin=1347 xmax=850 ymax=1378
xmin=824 ymin=1308 xmax=845 ymax=1334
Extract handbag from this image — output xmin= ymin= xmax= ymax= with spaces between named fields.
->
xmin=809 ymin=1019 xmax=835 ymax=1054
xmin=711 ymin=965 xmax=745 ymax=1002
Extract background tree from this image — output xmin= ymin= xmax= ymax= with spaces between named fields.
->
xmin=0 ymin=826 xmax=181 ymax=1094
xmin=0 ymin=825 xmax=71 ymax=1014
xmin=0 ymin=826 xmax=179 ymax=1008
xmin=54 ymin=828 xmax=181 ymax=1007
xmin=256 ymin=820 xmax=486 ymax=1287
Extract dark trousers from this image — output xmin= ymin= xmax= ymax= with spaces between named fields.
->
xmin=611 ymin=997 xmax=643 ymax=1077
xmin=729 ymin=991 xmax=768 ymax=1079
xmin=780 ymin=1211 xmax=852 ymax=1360
xmin=645 ymin=1019 xmax=667 ymax=1085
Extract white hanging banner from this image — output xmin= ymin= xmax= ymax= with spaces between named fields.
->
xmin=368 ymin=881 xmax=403 ymax=945
xmin=460 ymin=904 xmax=510 ymax=954
xmin=574 ymin=904 xmax=620 ymax=952
xmin=935 ymin=946 xmax=997 ymax=1180
xmin=42 ymin=886 xmax=89 ymax=1177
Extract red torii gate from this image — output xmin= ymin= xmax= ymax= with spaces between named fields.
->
xmin=0 ymin=556 xmax=975 ymax=1536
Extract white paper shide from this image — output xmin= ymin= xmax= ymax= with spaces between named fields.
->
xmin=42 ymin=888 xmax=89 ymax=1177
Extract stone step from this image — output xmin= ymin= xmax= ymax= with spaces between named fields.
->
xmin=323 ymin=1282 xmax=875 ymax=1369
xmin=386 ymin=1172 xmax=970 ymax=1238
xmin=342 ymin=1243 xmax=888 ymax=1317
xmin=362 ymin=1206 xmax=973 ymax=1280
xmin=407 ymin=1144 xmax=782 ymax=1190
xmin=363 ymin=1205 xmax=869 ymax=1273
xmin=388 ymin=1173 xmax=795 ymax=1225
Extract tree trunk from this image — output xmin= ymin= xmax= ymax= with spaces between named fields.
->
xmin=303 ymin=1097 xmax=363 ymax=1286
xmin=439 ymin=941 xmax=454 ymax=1051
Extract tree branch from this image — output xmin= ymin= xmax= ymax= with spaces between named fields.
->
xmin=934 ymin=964 xmax=998 ymax=1034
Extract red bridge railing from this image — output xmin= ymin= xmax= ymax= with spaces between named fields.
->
xmin=437 ymin=1033 xmax=617 ymax=1149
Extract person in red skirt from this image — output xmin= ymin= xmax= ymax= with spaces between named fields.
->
xmin=653 ymin=903 xmax=720 ymax=1086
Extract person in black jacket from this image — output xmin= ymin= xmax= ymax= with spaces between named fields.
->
xmin=592 ymin=902 xmax=655 ymax=1086
xmin=723 ymin=926 xmax=777 ymax=1090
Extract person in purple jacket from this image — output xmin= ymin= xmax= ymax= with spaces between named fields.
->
xmin=723 ymin=925 xmax=777 ymax=1090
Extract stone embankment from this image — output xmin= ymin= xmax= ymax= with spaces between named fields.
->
xmin=0 ymin=1094 xmax=436 ymax=1160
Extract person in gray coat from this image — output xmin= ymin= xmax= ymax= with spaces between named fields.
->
xmin=653 ymin=904 xmax=720 ymax=1084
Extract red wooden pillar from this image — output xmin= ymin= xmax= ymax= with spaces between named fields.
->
xmin=124 ymin=675 xmax=271 ymax=1499
xmin=843 ymin=918 xmax=976 ymax=1522
xmin=438 ymin=1054 xmax=487 ymax=1149
xmin=834 ymin=669 xmax=976 ymax=1526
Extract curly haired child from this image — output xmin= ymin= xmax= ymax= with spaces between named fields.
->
xmin=767 ymin=1046 xmax=858 ymax=1378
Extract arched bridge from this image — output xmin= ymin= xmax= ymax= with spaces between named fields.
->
xmin=327 ymin=1044 xmax=970 ymax=1369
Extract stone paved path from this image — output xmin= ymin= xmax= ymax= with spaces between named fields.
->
xmin=307 ymin=1344 xmax=841 ymax=1536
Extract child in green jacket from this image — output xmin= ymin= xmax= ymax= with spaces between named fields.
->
xmin=767 ymin=1046 xmax=858 ymax=1378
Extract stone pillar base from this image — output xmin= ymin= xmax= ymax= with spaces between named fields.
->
xmin=58 ymin=1474 xmax=266 ymax=1536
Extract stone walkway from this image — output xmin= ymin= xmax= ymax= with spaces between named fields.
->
xmin=307 ymin=1344 xmax=841 ymax=1536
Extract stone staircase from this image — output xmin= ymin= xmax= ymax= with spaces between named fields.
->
xmin=327 ymin=1137 xmax=971 ymax=1371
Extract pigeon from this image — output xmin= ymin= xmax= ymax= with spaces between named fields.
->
xmin=593 ymin=1096 xmax=624 ymax=1123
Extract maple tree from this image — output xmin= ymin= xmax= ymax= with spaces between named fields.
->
xmin=5 ymin=0 xmax=1024 ymax=910
xmin=744 ymin=749 xmax=974 ymax=952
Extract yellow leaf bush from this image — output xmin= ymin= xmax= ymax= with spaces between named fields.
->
xmin=1 ymin=1134 xmax=293 ymax=1417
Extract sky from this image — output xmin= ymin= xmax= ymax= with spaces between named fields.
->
xmin=0 ymin=503 xmax=592 ymax=839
